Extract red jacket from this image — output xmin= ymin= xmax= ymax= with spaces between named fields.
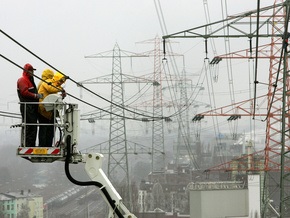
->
xmin=17 ymin=63 xmax=38 ymax=102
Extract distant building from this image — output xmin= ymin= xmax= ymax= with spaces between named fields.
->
xmin=0 ymin=190 xmax=43 ymax=218
xmin=138 ymin=169 xmax=191 ymax=215
xmin=188 ymin=174 xmax=260 ymax=218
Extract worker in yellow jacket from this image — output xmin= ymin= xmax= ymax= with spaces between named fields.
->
xmin=38 ymin=69 xmax=54 ymax=90
xmin=38 ymin=71 xmax=66 ymax=147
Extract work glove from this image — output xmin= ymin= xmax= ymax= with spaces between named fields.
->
xmin=61 ymin=89 xmax=66 ymax=99
xmin=35 ymin=93 xmax=43 ymax=99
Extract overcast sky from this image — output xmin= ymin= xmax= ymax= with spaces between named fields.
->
xmin=0 ymin=0 xmax=273 ymax=99
xmin=0 ymin=0 xmax=277 ymax=145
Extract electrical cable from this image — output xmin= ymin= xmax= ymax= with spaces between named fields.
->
xmin=221 ymin=0 xmax=238 ymax=144
xmin=64 ymin=135 xmax=124 ymax=218
xmin=0 ymin=110 xmax=21 ymax=116
xmin=0 ymin=52 xmax=164 ymax=122
xmin=153 ymin=0 xmax=204 ymax=170
xmin=253 ymin=0 xmax=261 ymax=119
xmin=161 ymin=60 xmax=207 ymax=120
xmin=83 ymin=81 xmax=155 ymax=117
xmin=162 ymin=61 xmax=207 ymax=170
xmin=0 ymin=113 xmax=21 ymax=119
xmin=205 ymin=58 xmax=225 ymax=164
xmin=0 ymin=110 xmax=21 ymax=119
xmin=1 ymin=49 xmax=184 ymax=122
xmin=0 ymin=29 xmax=166 ymax=121
xmin=203 ymin=0 xmax=218 ymax=58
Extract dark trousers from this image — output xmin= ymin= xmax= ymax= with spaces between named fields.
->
xmin=20 ymin=104 xmax=38 ymax=147
xmin=21 ymin=123 xmax=37 ymax=147
xmin=38 ymin=114 xmax=55 ymax=147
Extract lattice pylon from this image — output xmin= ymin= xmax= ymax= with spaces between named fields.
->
xmin=151 ymin=36 xmax=165 ymax=172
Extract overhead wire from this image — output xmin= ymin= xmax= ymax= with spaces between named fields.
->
xmin=80 ymin=81 xmax=155 ymax=120
xmin=203 ymin=0 xmax=238 ymax=166
xmin=0 ymin=26 xmax=210 ymax=124
xmin=0 ymin=110 xmax=21 ymax=119
xmin=202 ymin=2 xmax=222 ymax=160
xmin=248 ymin=57 xmax=256 ymax=150
xmin=0 ymin=3 xmax=207 ymax=169
xmin=203 ymin=0 xmax=218 ymax=58
xmin=194 ymin=0 xmax=240 ymax=164
xmin=0 ymin=29 xmax=168 ymax=122
xmin=0 ymin=52 xmax=160 ymax=122
xmin=154 ymin=0 xmax=203 ymax=169
xmin=161 ymin=60 xmax=208 ymax=170
xmin=221 ymin=0 xmax=238 ymax=140
xmin=204 ymin=58 xmax=225 ymax=164
xmin=162 ymin=60 xmax=207 ymax=120
xmin=252 ymin=0 xmax=261 ymax=119
xmin=0 ymin=26 xmax=209 ymax=123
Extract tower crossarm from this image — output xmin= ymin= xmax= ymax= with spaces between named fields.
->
xmin=194 ymin=94 xmax=274 ymax=118
xmin=213 ymin=43 xmax=283 ymax=59
xmin=163 ymin=3 xmax=284 ymax=40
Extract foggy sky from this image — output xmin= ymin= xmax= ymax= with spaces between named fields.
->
xmin=0 ymin=0 xmax=276 ymax=148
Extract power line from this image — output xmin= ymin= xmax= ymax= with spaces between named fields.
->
xmin=0 ymin=29 xmax=168 ymax=121
xmin=0 ymin=52 xmax=156 ymax=121
xmin=0 ymin=110 xmax=21 ymax=119
xmin=0 ymin=27 xmax=205 ymax=123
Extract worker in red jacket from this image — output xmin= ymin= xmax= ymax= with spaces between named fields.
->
xmin=17 ymin=63 xmax=43 ymax=147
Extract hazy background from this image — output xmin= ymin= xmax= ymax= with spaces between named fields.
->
xmin=0 ymin=0 xmax=277 ymax=197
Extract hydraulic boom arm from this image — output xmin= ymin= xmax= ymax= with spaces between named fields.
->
xmin=82 ymin=153 xmax=136 ymax=218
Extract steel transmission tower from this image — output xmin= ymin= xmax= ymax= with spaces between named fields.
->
xmin=175 ymin=68 xmax=200 ymax=169
xmin=162 ymin=66 xmax=203 ymax=169
xmin=137 ymin=36 xmax=204 ymax=171
xmin=163 ymin=1 xmax=290 ymax=216
xmin=108 ymin=43 xmax=129 ymax=186
xmin=79 ymin=43 xmax=153 ymax=210
xmin=135 ymin=36 xmax=167 ymax=172
xmin=151 ymin=37 xmax=165 ymax=172
xmin=137 ymin=36 xmax=195 ymax=172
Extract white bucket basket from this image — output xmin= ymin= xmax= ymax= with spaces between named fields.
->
xmin=42 ymin=94 xmax=63 ymax=111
